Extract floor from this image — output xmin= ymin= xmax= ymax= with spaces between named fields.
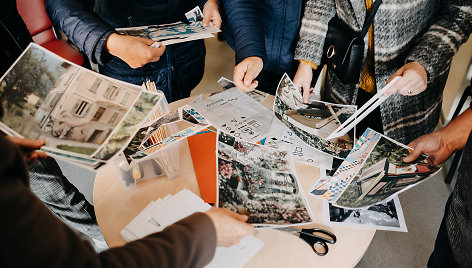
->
xmin=65 ymin=37 xmax=470 ymax=267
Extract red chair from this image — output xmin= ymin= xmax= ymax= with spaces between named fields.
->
xmin=16 ymin=0 xmax=85 ymax=66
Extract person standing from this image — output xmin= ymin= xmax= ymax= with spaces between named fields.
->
xmin=293 ymin=1 xmax=472 ymax=144
xmin=1 ymin=0 xmax=106 ymax=249
xmin=404 ymin=88 xmax=472 ymax=267
xmin=220 ymin=0 xmax=304 ymax=94
xmin=46 ymin=0 xmax=221 ymax=102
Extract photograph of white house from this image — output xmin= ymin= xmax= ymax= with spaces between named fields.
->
xmin=0 ymin=44 xmax=142 ymax=157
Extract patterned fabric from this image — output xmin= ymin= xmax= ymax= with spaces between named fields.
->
xmin=295 ymin=0 xmax=472 ymax=144
xmin=29 ymin=157 xmax=105 ymax=244
xmin=446 ymin=132 xmax=472 ymax=266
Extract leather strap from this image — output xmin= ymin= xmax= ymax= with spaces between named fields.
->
xmin=359 ymin=0 xmax=382 ymax=38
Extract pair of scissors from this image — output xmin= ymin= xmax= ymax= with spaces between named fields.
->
xmin=278 ymin=227 xmax=337 ymax=256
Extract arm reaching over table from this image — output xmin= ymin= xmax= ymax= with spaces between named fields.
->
xmin=404 ymin=108 xmax=472 ymax=165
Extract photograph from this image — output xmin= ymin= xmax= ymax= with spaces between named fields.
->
xmin=217 ymin=77 xmax=268 ymax=103
xmin=273 ymin=74 xmax=357 ymax=159
xmin=0 ymin=44 xmax=144 ymax=160
xmin=185 ymin=6 xmax=204 ymax=22
xmin=323 ymin=197 xmax=408 ymax=232
xmin=310 ymin=129 xmax=381 ymax=202
xmin=92 ymin=91 xmax=162 ymax=160
xmin=131 ymin=122 xmax=208 ymax=160
xmin=217 ymin=131 xmax=313 ymax=226
xmin=116 ymin=16 xmax=219 ymax=46
xmin=334 ymin=130 xmax=441 ymax=209
xmin=188 ymin=88 xmax=274 ymax=143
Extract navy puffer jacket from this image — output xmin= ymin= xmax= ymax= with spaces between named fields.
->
xmin=45 ymin=0 xmax=207 ymax=101
xmin=220 ymin=0 xmax=303 ymax=77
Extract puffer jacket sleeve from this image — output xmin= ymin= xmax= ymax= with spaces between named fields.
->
xmin=45 ymin=0 xmax=116 ymax=65
xmin=220 ymin=0 xmax=267 ymax=65
xmin=406 ymin=1 xmax=472 ymax=84
xmin=294 ymin=0 xmax=336 ymax=65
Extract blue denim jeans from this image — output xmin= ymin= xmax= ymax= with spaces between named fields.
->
xmin=99 ymin=40 xmax=205 ymax=103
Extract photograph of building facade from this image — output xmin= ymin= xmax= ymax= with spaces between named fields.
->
xmin=34 ymin=63 xmax=140 ymax=152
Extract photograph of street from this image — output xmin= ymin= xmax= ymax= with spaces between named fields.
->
xmin=334 ymin=133 xmax=440 ymax=209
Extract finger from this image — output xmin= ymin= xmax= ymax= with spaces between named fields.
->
xmin=385 ymin=76 xmax=409 ymax=96
xmin=140 ymin=37 xmax=156 ymax=46
xmin=386 ymin=66 xmax=405 ymax=84
xmin=243 ymin=66 xmax=260 ymax=87
xmin=202 ymin=10 xmax=211 ymax=27
xmin=403 ymin=148 xmax=423 ymax=163
xmin=212 ymin=16 xmax=222 ymax=29
xmin=302 ymin=84 xmax=311 ymax=103
xmin=233 ymin=213 xmax=249 ymax=222
xmin=36 ymin=151 xmax=48 ymax=159
xmin=233 ymin=65 xmax=250 ymax=91
xmin=397 ymin=80 xmax=417 ymax=96
xmin=310 ymin=89 xmax=315 ymax=98
xmin=8 ymin=137 xmax=45 ymax=150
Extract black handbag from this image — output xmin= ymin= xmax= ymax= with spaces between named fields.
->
xmin=318 ymin=0 xmax=382 ymax=85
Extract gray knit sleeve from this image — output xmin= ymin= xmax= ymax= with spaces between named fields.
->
xmin=406 ymin=2 xmax=472 ymax=85
xmin=294 ymin=0 xmax=336 ymax=65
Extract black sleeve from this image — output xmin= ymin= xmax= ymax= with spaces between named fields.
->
xmin=44 ymin=0 xmax=115 ymax=65
xmin=0 ymin=135 xmax=217 ymax=268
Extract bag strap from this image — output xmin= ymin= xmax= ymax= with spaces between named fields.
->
xmin=359 ymin=0 xmax=383 ymax=38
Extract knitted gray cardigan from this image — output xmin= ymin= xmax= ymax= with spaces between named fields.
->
xmin=295 ymin=0 xmax=472 ymax=144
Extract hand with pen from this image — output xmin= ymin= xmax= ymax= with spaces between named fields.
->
xmin=105 ymin=33 xmax=166 ymax=69
xmin=7 ymin=136 xmax=47 ymax=165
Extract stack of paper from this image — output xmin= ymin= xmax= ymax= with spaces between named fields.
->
xmin=121 ymin=189 xmax=264 ymax=268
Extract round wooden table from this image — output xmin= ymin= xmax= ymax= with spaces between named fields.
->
xmin=94 ymin=96 xmax=375 ymax=268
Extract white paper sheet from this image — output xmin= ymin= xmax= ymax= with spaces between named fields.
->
xmin=120 ymin=189 xmax=264 ymax=268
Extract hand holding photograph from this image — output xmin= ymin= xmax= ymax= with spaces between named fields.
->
xmin=273 ymin=74 xmax=357 ymax=159
xmin=116 ymin=6 xmax=220 ymax=46
xmin=0 ymin=44 xmax=160 ymax=169
xmin=310 ymin=128 xmax=441 ymax=209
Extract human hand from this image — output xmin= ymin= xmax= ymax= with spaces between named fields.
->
xmin=293 ymin=62 xmax=314 ymax=103
xmin=233 ymin=57 xmax=263 ymax=92
xmin=202 ymin=0 xmax=222 ymax=29
xmin=385 ymin=62 xmax=428 ymax=96
xmin=7 ymin=136 xmax=47 ymax=165
xmin=105 ymin=33 xmax=166 ymax=69
xmin=205 ymin=207 xmax=254 ymax=247
xmin=403 ymin=131 xmax=454 ymax=166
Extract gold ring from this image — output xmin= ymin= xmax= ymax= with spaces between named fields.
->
xmin=327 ymin=45 xmax=335 ymax=59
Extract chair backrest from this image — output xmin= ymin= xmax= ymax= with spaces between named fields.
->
xmin=16 ymin=0 xmax=56 ymax=44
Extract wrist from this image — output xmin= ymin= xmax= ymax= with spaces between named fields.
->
xmin=105 ymin=33 xmax=121 ymax=56
xmin=441 ymin=109 xmax=472 ymax=152
xmin=299 ymin=60 xmax=318 ymax=70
